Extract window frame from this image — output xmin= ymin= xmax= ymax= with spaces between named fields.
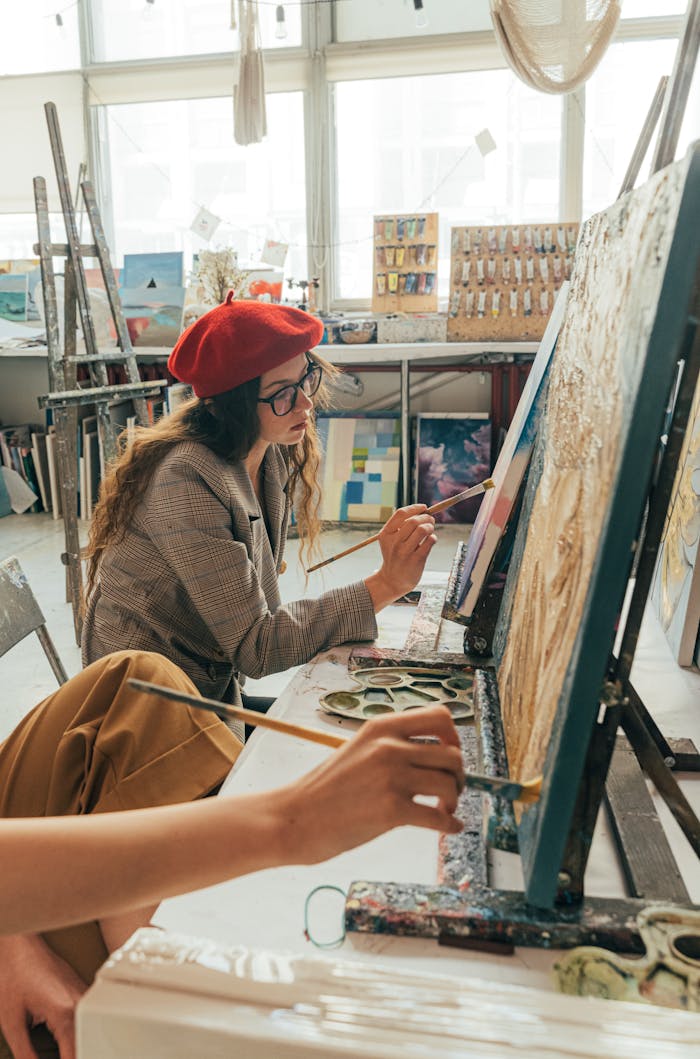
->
xmin=11 ymin=4 xmax=688 ymax=312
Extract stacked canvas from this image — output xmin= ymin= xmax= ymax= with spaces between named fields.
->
xmin=317 ymin=414 xmax=400 ymax=522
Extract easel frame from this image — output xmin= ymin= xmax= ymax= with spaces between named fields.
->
xmin=346 ymin=142 xmax=700 ymax=952
xmin=34 ymin=102 xmax=166 ymax=641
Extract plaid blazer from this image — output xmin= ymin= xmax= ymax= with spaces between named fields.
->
xmin=82 ymin=441 xmax=378 ymax=710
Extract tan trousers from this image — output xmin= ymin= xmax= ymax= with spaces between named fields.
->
xmin=0 ymin=650 xmax=242 ymax=1057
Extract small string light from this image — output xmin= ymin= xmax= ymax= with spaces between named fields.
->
xmin=55 ymin=12 xmax=64 ymax=26
xmin=275 ymin=4 xmax=287 ymax=39
xmin=413 ymin=0 xmax=429 ymax=30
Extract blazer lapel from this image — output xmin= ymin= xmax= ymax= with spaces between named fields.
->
xmin=262 ymin=448 xmax=290 ymax=566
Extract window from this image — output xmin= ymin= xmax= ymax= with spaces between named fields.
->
xmin=582 ymin=38 xmax=679 ymax=218
xmin=89 ymin=0 xmax=302 ymax=64
xmin=334 ymin=71 xmax=562 ymax=301
xmin=621 ymin=1 xmax=687 ymax=16
xmin=0 ymin=213 xmax=65 ymax=262
xmin=334 ymin=0 xmax=492 ymax=42
xmin=0 ymin=0 xmax=80 ymax=75
xmin=99 ymin=93 xmax=307 ymax=277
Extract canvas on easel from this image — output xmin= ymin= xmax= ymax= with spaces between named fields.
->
xmin=491 ymin=143 xmax=700 ymax=906
xmin=345 ymin=145 xmax=700 ymax=937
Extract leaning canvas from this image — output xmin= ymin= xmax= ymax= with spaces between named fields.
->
xmin=121 ymin=252 xmax=184 ymax=290
xmin=120 ymin=286 xmax=185 ymax=348
xmin=0 ymin=274 xmax=28 ymax=321
xmin=414 ymin=413 xmax=491 ymax=524
xmin=443 ymin=284 xmax=569 ymax=623
xmin=317 ymin=414 xmax=400 ymax=523
xmin=492 ymin=145 xmax=700 ymax=907
xmin=651 ymin=371 xmax=700 ymax=667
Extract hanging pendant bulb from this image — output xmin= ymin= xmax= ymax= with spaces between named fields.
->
xmin=413 ymin=0 xmax=429 ymax=30
xmin=143 ymin=0 xmax=156 ymax=20
xmin=55 ymin=12 xmax=64 ymax=27
xmin=275 ymin=4 xmax=287 ymax=39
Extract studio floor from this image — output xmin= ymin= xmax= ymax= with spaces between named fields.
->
xmin=0 ymin=513 xmax=466 ymax=738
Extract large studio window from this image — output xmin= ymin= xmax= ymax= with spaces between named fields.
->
xmin=0 ymin=0 xmax=80 ymax=75
xmin=334 ymin=70 xmax=562 ymax=302
xmin=89 ymin=0 xmax=302 ymax=64
xmin=97 ymin=93 xmax=308 ymax=277
xmin=582 ymin=37 xmax=683 ymax=219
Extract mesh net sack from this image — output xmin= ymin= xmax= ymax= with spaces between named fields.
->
xmin=490 ymin=0 xmax=622 ymax=94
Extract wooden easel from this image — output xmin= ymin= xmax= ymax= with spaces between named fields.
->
xmin=34 ymin=102 xmax=166 ymax=642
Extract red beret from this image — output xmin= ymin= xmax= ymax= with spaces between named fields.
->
xmin=168 ymin=293 xmax=324 ymax=398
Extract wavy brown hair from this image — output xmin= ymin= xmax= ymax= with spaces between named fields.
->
xmin=85 ymin=352 xmax=337 ymax=602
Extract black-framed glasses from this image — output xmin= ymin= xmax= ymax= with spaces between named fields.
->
xmin=257 ymin=357 xmax=323 ymax=417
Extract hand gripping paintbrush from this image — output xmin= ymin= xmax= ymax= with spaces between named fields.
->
xmin=129 ymin=678 xmax=542 ymax=803
xmin=306 ymin=478 xmax=495 ymax=574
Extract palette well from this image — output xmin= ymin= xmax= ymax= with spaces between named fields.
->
xmin=319 ymin=667 xmax=474 ymax=722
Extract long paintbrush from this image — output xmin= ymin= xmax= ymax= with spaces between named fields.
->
xmin=306 ymin=477 xmax=495 ymax=573
xmin=128 ymin=677 xmax=542 ymax=803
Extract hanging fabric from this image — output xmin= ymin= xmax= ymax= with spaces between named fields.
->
xmin=233 ymin=0 xmax=267 ymax=145
xmin=490 ymin=0 xmax=622 ymax=94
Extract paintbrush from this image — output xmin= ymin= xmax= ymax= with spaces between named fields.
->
xmin=128 ymin=678 xmax=346 ymax=749
xmin=306 ymin=478 xmax=496 ymax=573
xmin=128 ymin=678 xmax=542 ymax=803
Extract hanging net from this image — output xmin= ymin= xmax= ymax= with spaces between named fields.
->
xmin=490 ymin=0 xmax=622 ymax=94
xmin=233 ymin=0 xmax=267 ymax=146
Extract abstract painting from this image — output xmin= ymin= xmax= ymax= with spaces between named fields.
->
xmin=414 ymin=413 xmax=491 ymax=524
xmin=651 ymin=372 xmax=700 ymax=667
xmin=493 ymin=145 xmax=700 ymax=907
xmin=317 ymin=414 xmax=400 ymax=522
xmin=443 ymin=285 xmax=568 ymax=622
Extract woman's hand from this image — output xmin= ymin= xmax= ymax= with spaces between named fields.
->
xmin=364 ymin=504 xmax=437 ymax=610
xmin=277 ymin=704 xmax=463 ymax=864
xmin=0 ymin=934 xmax=86 ymax=1059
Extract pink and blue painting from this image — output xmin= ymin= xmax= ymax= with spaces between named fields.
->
xmin=317 ymin=414 xmax=401 ymax=522
xmin=414 ymin=413 xmax=491 ymax=524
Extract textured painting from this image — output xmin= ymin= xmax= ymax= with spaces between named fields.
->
xmin=651 ymin=373 xmax=700 ymax=666
xmin=317 ymin=414 xmax=400 ymax=522
xmin=493 ymin=146 xmax=700 ymax=907
xmin=444 ymin=285 xmax=568 ymax=623
xmin=414 ymin=413 xmax=491 ymax=524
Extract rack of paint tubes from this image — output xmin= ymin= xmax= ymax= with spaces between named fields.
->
xmin=371 ymin=212 xmax=439 ymax=314
xmin=446 ymin=223 xmax=580 ymax=342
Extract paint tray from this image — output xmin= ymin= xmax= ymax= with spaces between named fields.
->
xmin=319 ymin=667 xmax=474 ymax=722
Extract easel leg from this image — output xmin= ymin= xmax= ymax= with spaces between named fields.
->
xmin=621 ymin=697 xmax=700 ymax=858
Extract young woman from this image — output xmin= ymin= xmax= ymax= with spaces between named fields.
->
xmin=0 ymin=651 xmax=462 ymax=1059
xmin=81 ymin=295 xmax=438 ymax=732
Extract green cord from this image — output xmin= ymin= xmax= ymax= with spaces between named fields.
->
xmin=303 ymin=884 xmax=347 ymax=949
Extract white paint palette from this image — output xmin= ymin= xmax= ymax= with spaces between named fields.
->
xmin=319 ymin=667 xmax=474 ymax=722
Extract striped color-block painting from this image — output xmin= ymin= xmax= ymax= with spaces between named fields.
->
xmin=317 ymin=415 xmax=401 ymax=522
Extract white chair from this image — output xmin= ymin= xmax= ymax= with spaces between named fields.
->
xmin=0 ymin=555 xmax=68 ymax=684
